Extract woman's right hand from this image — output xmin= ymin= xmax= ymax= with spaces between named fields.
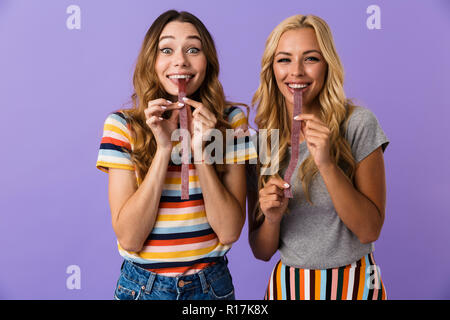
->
xmin=259 ymin=177 xmax=290 ymax=224
xmin=145 ymin=99 xmax=184 ymax=151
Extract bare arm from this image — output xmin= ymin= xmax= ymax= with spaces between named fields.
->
xmin=107 ymin=99 xmax=183 ymax=252
xmin=108 ymin=148 xmax=172 ymax=252
xmin=297 ymin=113 xmax=386 ymax=244
xmin=319 ymin=147 xmax=386 ymax=244
xmin=247 ymin=164 xmax=289 ymax=261
xmin=195 ymin=163 xmax=246 ymax=245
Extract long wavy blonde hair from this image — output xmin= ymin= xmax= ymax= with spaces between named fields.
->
xmin=252 ymin=14 xmax=357 ymax=221
xmin=121 ymin=10 xmax=242 ymax=183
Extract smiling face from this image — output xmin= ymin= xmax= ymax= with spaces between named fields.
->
xmin=155 ymin=21 xmax=207 ymax=100
xmin=273 ymin=27 xmax=328 ymax=115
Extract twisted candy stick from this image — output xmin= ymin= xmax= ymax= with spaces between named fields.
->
xmin=178 ymin=79 xmax=189 ymax=200
xmin=283 ymin=89 xmax=303 ymax=198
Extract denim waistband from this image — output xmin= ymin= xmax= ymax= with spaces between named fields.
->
xmin=120 ymin=257 xmax=229 ymax=295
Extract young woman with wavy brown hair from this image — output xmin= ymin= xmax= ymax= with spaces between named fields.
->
xmin=247 ymin=14 xmax=389 ymax=300
xmin=96 ymin=10 xmax=256 ymax=300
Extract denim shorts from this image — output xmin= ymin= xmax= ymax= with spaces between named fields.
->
xmin=114 ymin=257 xmax=235 ymax=300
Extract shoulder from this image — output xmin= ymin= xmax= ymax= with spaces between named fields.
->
xmin=346 ymin=105 xmax=378 ymax=125
xmin=224 ymin=105 xmax=248 ymax=129
xmin=344 ymin=105 xmax=389 ymax=161
xmin=104 ymin=110 xmax=129 ymax=126
xmin=345 ymin=105 xmax=382 ymax=135
xmin=103 ymin=110 xmax=132 ymax=142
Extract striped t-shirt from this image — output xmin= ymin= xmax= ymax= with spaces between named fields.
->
xmin=97 ymin=106 xmax=257 ymax=276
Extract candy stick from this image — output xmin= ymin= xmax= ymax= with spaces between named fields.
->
xmin=178 ymin=78 xmax=189 ymax=200
xmin=283 ymin=89 xmax=303 ymax=198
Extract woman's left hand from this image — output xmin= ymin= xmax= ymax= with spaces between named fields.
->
xmin=295 ymin=113 xmax=333 ymax=170
xmin=182 ymin=97 xmax=217 ymax=158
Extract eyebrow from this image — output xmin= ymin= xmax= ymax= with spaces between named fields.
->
xmin=159 ymin=35 xmax=202 ymax=42
xmin=275 ymin=49 xmax=322 ymax=56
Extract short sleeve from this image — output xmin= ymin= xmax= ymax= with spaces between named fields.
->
xmin=96 ymin=111 xmax=135 ymax=173
xmin=224 ymin=106 xmax=258 ymax=164
xmin=345 ymin=106 xmax=389 ymax=163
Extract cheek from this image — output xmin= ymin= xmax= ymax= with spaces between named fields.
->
xmin=310 ymin=64 xmax=327 ymax=88
xmin=154 ymin=57 xmax=168 ymax=82
xmin=195 ymin=57 xmax=207 ymax=79
xmin=190 ymin=56 xmax=207 ymax=91
xmin=273 ymin=65 xmax=288 ymax=90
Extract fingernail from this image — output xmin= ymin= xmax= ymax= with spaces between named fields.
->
xmin=284 ymin=183 xmax=290 ymax=188
xmin=294 ymin=115 xmax=300 ymax=120
xmin=159 ymin=117 xmax=164 ymax=120
xmin=178 ymin=102 xmax=184 ymax=107
xmin=166 ymin=100 xmax=172 ymax=104
xmin=182 ymin=97 xmax=188 ymax=101
xmin=161 ymin=106 xmax=167 ymax=110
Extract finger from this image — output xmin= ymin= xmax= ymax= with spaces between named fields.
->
xmin=270 ymin=185 xmax=285 ymax=197
xmin=191 ymin=104 xmax=216 ymax=122
xmin=182 ymin=97 xmax=216 ymax=121
xmin=304 ymin=128 xmax=329 ymax=140
xmin=304 ymin=135 xmax=322 ymax=148
xmin=304 ymin=120 xmax=330 ymax=134
xmin=266 ymin=177 xmax=290 ymax=190
xmin=261 ymin=199 xmax=282 ymax=209
xmin=193 ymin=112 xmax=216 ymax=128
xmin=148 ymin=98 xmax=173 ymax=108
xmin=263 ymin=184 xmax=284 ymax=197
xmin=294 ymin=113 xmax=316 ymax=121
xmin=262 ymin=194 xmax=282 ymax=202
xmin=164 ymin=102 xmax=185 ymax=111
xmin=146 ymin=115 xmax=164 ymax=127
xmin=146 ymin=104 xmax=183 ymax=120
xmin=181 ymin=97 xmax=203 ymax=109
xmin=144 ymin=106 xmax=165 ymax=119
xmin=259 ymin=182 xmax=286 ymax=198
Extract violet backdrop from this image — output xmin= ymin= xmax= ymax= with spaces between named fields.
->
xmin=0 ymin=0 xmax=449 ymax=299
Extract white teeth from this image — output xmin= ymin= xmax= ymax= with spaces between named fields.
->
xmin=288 ymin=83 xmax=309 ymax=89
xmin=168 ymin=74 xmax=193 ymax=79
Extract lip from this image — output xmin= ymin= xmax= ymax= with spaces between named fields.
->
xmin=167 ymin=73 xmax=195 ymax=86
xmin=285 ymin=82 xmax=311 ymax=95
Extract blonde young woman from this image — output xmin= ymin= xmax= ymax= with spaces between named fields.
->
xmin=96 ymin=10 xmax=256 ymax=300
xmin=247 ymin=14 xmax=389 ymax=300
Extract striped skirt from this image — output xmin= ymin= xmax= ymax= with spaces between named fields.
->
xmin=265 ymin=253 xmax=387 ymax=300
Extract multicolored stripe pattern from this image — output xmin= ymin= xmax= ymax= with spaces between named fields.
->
xmin=265 ymin=253 xmax=387 ymax=300
xmin=96 ymin=106 xmax=257 ymax=277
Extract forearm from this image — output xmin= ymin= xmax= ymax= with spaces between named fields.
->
xmin=195 ymin=163 xmax=245 ymax=245
xmin=115 ymin=148 xmax=171 ymax=251
xmin=249 ymin=218 xmax=280 ymax=261
xmin=319 ymin=163 xmax=383 ymax=243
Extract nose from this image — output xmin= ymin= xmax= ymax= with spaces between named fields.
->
xmin=290 ymin=61 xmax=305 ymax=77
xmin=173 ymin=49 xmax=189 ymax=67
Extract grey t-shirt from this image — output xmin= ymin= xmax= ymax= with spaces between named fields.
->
xmin=277 ymin=106 xmax=389 ymax=269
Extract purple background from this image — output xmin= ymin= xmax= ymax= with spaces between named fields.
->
xmin=1 ymin=0 xmax=449 ymax=300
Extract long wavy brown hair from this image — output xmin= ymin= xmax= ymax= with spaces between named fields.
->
xmin=252 ymin=14 xmax=357 ymax=222
xmin=121 ymin=10 xmax=243 ymax=183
